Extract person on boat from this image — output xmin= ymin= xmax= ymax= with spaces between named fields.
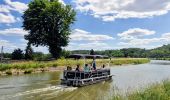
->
xmin=102 ymin=64 xmax=105 ymax=68
xmin=75 ymin=64 xmax=80 ymax=72
xmin=92 ymin=58 xmax=96 ymax=70
xmin=67 ymin=66 xmax=72 ymax=70
xmin=84 ymin=64 xmax=90 ymax=72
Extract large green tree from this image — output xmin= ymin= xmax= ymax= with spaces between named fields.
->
xmin=22 ymin=0 xmax=76 ymax=58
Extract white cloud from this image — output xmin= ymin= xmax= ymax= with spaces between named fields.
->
xmin=66 ymin=41 xmax=111 ymax=50
xmin=0 ymin=5 xmax=11 ymax=13
xmin=74 ymin=0 xmax=170 ymax=21
xmin=0 ymin=0 xmax=27 ymax=24
xmin=161 ymin=33 xmax=170 ymax=42
xmin=66 ymin=29 xmax=114 ymax=50
xmin=70 ymin=29 xmax=114 ymax=41
xmin=0 ymin=39 xmax=18 ymax=52
xmin=118 ymin=28 xmax=170 ymax=48
xmin=4 ymin=0 xmax=28 ymax=13
xmin=0 ymin=13 xmax=16 ymax=23
xmin=118 ymin=38 xmax=163 ymax=47
xmin=162 ymin=33 xmax=170 ymax=38
xmin=118 ymin=28 xmax=155 ymax=40
xmin=0 ymin=28 xmax=28 ymax=36
xmin=0 ymin=40 xmax=9 ymax=46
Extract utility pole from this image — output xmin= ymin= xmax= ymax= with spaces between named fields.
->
xmin=0 ymin=46 xmax=3 ymax=62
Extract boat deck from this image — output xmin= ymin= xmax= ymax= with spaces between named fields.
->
xmin=61 ymin=68 xmax=112 ymax=87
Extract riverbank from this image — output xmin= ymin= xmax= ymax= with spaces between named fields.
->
xmin=0 ymin=58 xmax=150 ymax=76
xmin=154 ymin=58 xmax=170 ymax=61
xmin=112 ymin=80 xmax=170 ymax=100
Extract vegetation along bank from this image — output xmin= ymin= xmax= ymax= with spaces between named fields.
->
xmin=112 ymin=80 xmax=170 ymax=100
xmin=0 ymin=58 xmax=150 ymax=76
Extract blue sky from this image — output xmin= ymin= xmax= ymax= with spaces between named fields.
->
xmin=0 ymin=0 xmax=170 ymax=53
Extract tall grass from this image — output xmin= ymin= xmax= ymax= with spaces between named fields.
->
xmin=112 ymin=80 xmax=170 ymax=100
xmin=155 ymin=58 xmax=170 ymax=61
xmin=0 ymin=58 xmax=150 ymax=71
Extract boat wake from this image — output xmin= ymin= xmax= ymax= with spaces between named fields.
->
xmin=1 ymin=85 xmax=77 ymax=99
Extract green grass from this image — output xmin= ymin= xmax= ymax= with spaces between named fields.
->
xmin=112 ymin=80 xmax=170 ymax=100
xmin=155 ymin=58 xmax=170 ymax=61
xmin=0 ymin=58 xmax=150 ymax=72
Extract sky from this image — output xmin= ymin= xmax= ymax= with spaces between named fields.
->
xmin=0 ymin=0 xmax=170 ymax=53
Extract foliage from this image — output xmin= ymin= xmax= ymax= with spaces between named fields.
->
xmin=22 ymin=0 xmax=76 ymax=59
xmin=4 ymin=44 xmax=170 ymax=60
xmin=90 ymin=49 xmax=95 ymax=55
xmin=25 ymin=44 xmax=33 ymax=60
xmin=0 ymin=58 xmax=149 ymax=71
xmin=3 ymin=53 xmax=12 ymax=58
xmin=70 ymin=44 xmax=170 ymax=58
xmin=112 ymin=80 xmax=170 ymax=100
xmin=61 ymin=49 xmax=71 ymax=58
xmin=32 ymin=52 xmax=52 ymax=61
xmin=11 ymin=48 xmax=24 ymax=60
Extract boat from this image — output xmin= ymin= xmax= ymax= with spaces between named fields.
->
xmin=61 ymin=54 xmax=113 ymax=87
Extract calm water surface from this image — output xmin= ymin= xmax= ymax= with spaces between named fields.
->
xmin=0 ymin=60 xmax=170 ymax=100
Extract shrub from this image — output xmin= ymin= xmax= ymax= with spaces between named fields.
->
xmin=24 ymin=69 xmax=33 ymax=74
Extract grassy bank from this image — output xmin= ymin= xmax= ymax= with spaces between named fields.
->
xmin=0 ymin=58 xmax=150 ymax=75
xmin=154 ymin=58 xmax=170 ymax=61
xmin=113 ymin=80 xmax=170 ymax=100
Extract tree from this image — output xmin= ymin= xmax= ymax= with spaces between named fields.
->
xmin=61 ymin=49 xmax=70 ymax=58
xmin=90 ymin=49 xmax=95 ymax=55
xmin=22 ymin=0 xmax=76 ymax=59
xmin=25 ymin=43 xmax=33 ymax=60
xmin=12 ymin=48 xmax=24 ymax=60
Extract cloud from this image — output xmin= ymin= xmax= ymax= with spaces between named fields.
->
xmin=118 ymin=38 xmax=163 ymax=47
xmin=70 ymin=29 xmax=114 ymax=41
xmin=0 ymin=28 xmax=28 ymax=36
xmin=0 ymin=0 xmax=27 ymax=24
xmin=73 ymin=0 xmax=170 ymax=21
xmin=0 ymin=5 xmax=11 ymax=13
xmin=0 ymin=40 xmax=9 ymax=46
xmin=4 ymin=0 xmax=28 ymax=13
xmin=66 ymin=41 xmax=111 ymax=50
xmin=118 ymin=28 xmax=170 ymax=48
xmin=118 ymin=28 xmax=155 ymax=40
xmin=66 ymin=29 xmax=114 ymax=50
xmin=0 ymin=13 xmax=16 ymax=23
xmin=0 ymin=39 xmax=18 ymax=52
xmin=161 ymin=33 xmax=170 ymax=42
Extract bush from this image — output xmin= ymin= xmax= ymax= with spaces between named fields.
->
xmin=24 ymin=69 xmax=33 ymax=74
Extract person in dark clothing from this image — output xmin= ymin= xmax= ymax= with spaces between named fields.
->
xmin=102 ymin=64 xmax=105 ymax=68
xmin=67 ymin=66 xmax=72 ymax=70
xmin=92 ymin=58 xmax=96 ymax=70
xmin=75 ymin=64 xmax=80 ymax=71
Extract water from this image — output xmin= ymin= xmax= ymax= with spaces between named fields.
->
xmin=0 ymin=60 xmax=170 ymax=100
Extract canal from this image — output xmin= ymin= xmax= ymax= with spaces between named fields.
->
xmin=0 ymin=60 xmax=170 ymax=100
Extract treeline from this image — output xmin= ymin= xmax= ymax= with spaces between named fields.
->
xmin=2 ymin=44 xmax=170 ymax=60
xmin=3 ymin=49 xmax=70 ymax=61
xmin=71 ymin=44 xmax=170 ymax=58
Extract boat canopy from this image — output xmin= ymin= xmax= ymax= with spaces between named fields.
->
xmin=66 ymin=54 xmax=109 ymax=59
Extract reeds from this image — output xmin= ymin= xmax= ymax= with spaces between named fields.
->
xmin=112 ymin=80 xmax=170 ymax=100
xmin=0 ymin=58 xmax=150 ymax=72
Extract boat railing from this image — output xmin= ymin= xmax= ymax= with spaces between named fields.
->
xmin=64 ymin=68 xmax=110 ymax=80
